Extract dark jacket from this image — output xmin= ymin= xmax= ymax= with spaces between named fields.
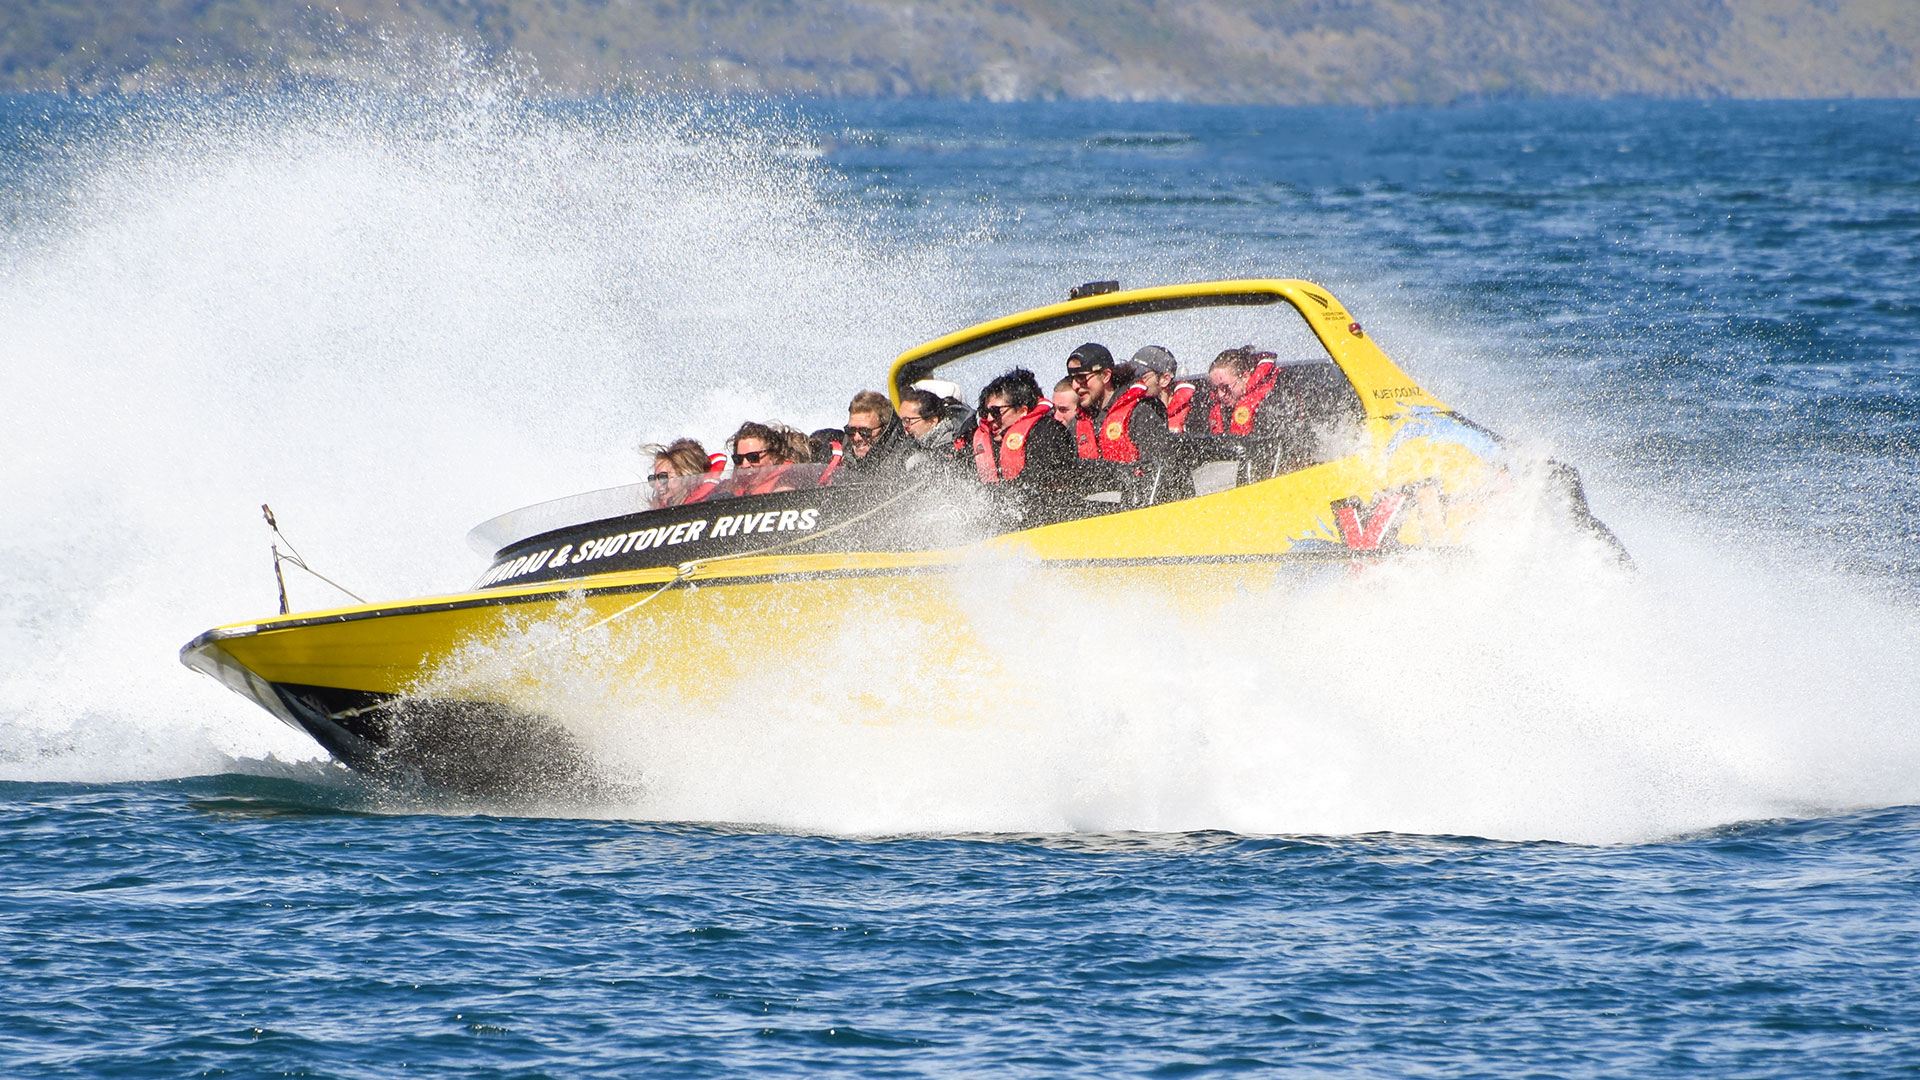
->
xmin=840 ymin=420 xmax=915 ymax=479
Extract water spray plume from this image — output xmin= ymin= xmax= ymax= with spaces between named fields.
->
xmin=0 ymin=65 xmax=954 ymax=781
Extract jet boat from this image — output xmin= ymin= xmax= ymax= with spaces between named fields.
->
xmin=181 ymin=278 xmax=1620 ymax=791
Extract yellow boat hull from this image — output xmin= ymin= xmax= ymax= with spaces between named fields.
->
xmin=183 ymin=431 xmax=1516 ymax=785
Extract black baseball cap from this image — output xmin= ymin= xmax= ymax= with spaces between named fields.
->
xmin=1065 ymin=342 xmax=1114 ymax=373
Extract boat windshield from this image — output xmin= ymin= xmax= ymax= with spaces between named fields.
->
xmin=467 ymin=463 xmax=842 ymax=554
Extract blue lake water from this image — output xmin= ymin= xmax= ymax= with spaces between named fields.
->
xmin=3 ymin=90 xmax=1919 ymax=1075
xmin=9 ymin=779 xmax=1920 ymax=1078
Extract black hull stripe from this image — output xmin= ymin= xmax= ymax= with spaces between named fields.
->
xmin=184 ymin=549 xmax=1372 ymax=650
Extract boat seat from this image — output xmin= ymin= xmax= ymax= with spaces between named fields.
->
xmin=1254 ymin=360 xmax=1367 ymax=478
xmin=1191 ymin=460 xmax=1239 ymax=497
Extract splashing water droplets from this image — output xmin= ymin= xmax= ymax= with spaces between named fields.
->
xmin=0 ymin=81 xmax=956 ymax=779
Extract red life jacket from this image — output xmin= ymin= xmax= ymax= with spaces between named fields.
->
xmin=1166 ymin=383 xmax=1195 ymax=434
xmin=736 ymin=462 xmax=796 ymax=496
xmin=973 ymin=400 xmax=1054 ymax=482
xmin=1092 ymin=383 xmax=1150 ymax=463
xmin=1208 ymin=358 xmax=1278 ymax=436
xmin=685 ymin=453 xmax=729 ymax=504
xmin=1072 ymin=413 xmax=1097 ymax=459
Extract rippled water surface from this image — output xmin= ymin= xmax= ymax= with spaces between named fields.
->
xmin=9 ymin=779 xmax=1920 ymax=1078
xmin=3 ymin=90 xmax=1918 ymax=1075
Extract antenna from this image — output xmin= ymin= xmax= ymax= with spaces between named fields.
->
xmin=261 ymin=504 xmax=365 ymax=614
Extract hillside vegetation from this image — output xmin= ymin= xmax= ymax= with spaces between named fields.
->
xmin=4 ymin=0 xmax=1917 ymax=101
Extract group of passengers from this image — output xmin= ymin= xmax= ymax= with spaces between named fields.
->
xmin=643 ymin=342 xmax=1290 ymax=506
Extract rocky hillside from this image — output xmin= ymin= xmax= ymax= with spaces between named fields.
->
xmin=5 ymin=0 xmax=1917 ymax=101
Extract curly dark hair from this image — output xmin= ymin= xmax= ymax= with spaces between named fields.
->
xmin=728 ymin=421 xmax=811 ymax=464
xmin=978 ymin=368 xmax=1042 ymax=413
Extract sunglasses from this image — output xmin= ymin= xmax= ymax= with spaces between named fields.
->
xmin=647 ymin=471 xmax=672 ymax=482
xmin=732 ymin=449 xmax=770 ymax=466
xmin=898 ymin=413 xmax=929 ymax=426
xmin=844 ymin=424 xmax=882 ymax=440
xmin=1067 ymin=368 xmax=1105 ymax=383
xmin=984 ymin=404 xmax=1018 ymax=420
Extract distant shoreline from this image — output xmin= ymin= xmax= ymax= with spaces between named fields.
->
xmin=5 ymin=0 xmax=1916 ymax=103
xmin=5 ymin=90 xmax=1918 ymax=111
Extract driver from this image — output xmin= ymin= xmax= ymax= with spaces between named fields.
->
xmin=842 ymin=390 xmax=912 ymax=478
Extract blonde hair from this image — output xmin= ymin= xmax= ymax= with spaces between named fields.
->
xmin=643 ymin=438 xmax=709 ymax=478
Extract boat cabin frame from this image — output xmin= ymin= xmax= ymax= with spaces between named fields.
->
xmin=887 ymin=278 xmax=1446 ymax=419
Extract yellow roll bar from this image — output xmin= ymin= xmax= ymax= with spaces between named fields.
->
xmin=885 ymin=278 xmax=1447 ymax=420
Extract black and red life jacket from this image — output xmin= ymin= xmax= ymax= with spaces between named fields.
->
xmin=816 ymin=441 xmax=844 ymax=486
xmin=1071 ymin=412 xmax=1097 ymax=459
xmin=973 ymin=400 xmax=1054 ymax=482
xmin=1090 ymin=383 xmax=1150 ymax=463
xmin=1208 ymin=358 xmax=1278 ymax=436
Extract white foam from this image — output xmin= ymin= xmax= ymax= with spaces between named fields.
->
xmin=524 ymin=470 xmax=1920 ymax=844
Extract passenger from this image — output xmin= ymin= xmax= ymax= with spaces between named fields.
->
xmin=973 ymin=368 xmax=1076 ymax=483
xmin=809 ymin=427 xmax=847 ymax=485
xmin=1065 ymin=342 xmax=1170 ymax=464
xmin=808 ymin=427 xmax=842 ymax=466
xmin=646 ymin=438 xmax=707 ymax=481
xmin=729 ymin=421 xmax=806 ymax=495
xmin=841 ymin=389 xmax=912 ymax=478
xmin=896 ymin=388 xmax=968 ymax=473
xmin=644 ymin=438 xmax=726 ymax=507
xmin=912 ymin=377 xmax=976 ymax=445
xmin=1202 ymin=346 xmax=1281 ymax=437
xmin=1131 ymin=346 xmax=1194 ymax=433
xmin=775 ymin=423 xmax=814 ymax=462
xmin=1051 ymin=376 xmax=1088 ymax=453
xmin=1167 ymin=379 xmax=1200 ymax=434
